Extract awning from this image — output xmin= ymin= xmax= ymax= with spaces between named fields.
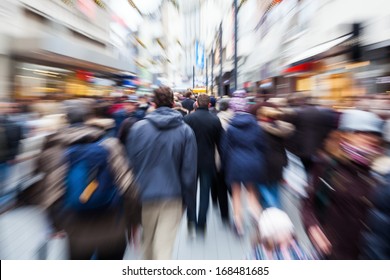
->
xmin=286 ymin=34 xmax=353 ymax=66
xmin=283 ymin=62 xmax=314 ymax=74
xmin=11 ymin=35 xmax=136 ymax=74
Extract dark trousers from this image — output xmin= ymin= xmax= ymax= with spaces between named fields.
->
xmin=187 ymin=169 xmax=214 ymax=230
xmin=51 ymin=205 xmax=127 ymax=260
xmin=214 ymin=169 xmax=229 ymax=221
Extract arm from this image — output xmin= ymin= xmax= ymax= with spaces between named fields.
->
xmin=101 ymin=137 xmax=138 ymax=201
xmin=215 ymin=118 xmax=223 ymax=158
xmin=301 ymin=164 xmax=332 ymax=256
xmin=102 ymin=137 xmax=141 ymax=233
xmin=180 ymin=126 xmax=198 ymax=209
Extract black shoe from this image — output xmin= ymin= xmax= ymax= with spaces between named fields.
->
xmin=196 ymin=224 xmax=206 ymax=238
xmin=188 ymin=221 xmax=196 ymax=239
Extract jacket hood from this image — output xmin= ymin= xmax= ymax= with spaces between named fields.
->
xmin=145 ymin=107 xmax=183 ymax=129
xmin=230 ymin=113 xmax=255 ymax=128
xmin=58 ymin=124 xmax=105 ymax=146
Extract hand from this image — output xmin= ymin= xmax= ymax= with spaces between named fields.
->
xmin=51 ymin=230 xmax=67 ymax=239
xmin=127 ymin=225 xmax=140 ymax=248
xmin=308 ymin=225 xmax=332 ymax=256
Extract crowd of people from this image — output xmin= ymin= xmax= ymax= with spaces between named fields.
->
xmin=1 ymin=87 xmax=390 ymax=260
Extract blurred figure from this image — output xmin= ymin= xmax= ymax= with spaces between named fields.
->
xmin=0 ymin=101 xmax=23 ymax=194
xmin=255 ymin=103 xmax=295 ymax=209
xmin=181 ymin=91 xmax=195 ymax=113
xmin=302 ymin=109 xmax=384 ymax=259
xmin=221 ymin=90 xmax=267 ymax=236
xmin=248 ymin=208 xmax=314 ymax=260
xmin=136 ymin=94 xmax=150 ymax=119
xmin=360 ymin=156 xmax=390 ymax=259
xmin=282 ymin=96 xmax=340 ymax=180
xmin=209 ymin=96 xmax=218 ymax=115
xmin=35 ymin=99 xmax=139 ymax=260
xmin=117 ymin=98 xmax=141 ymax=145
xmin=126 ymin=86 xmax=197 ymax=259
xmin=173 ymin=102 xmax=189 ymax=117
xmin=216 ymin=98 xmax=234 ymax=130
xmin=184 ymin=94 xmax=223 ymax=236
xmin=214 ymin=97 xmax=234 ymax=222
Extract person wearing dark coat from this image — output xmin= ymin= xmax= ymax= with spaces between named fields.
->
xmin=184 ymin=94 xmax=223 ymax=236
xmin=255 ymin=103 xmax=295 ymax=209
xmin=181 ymin=91 xmax=195 ymax=113
xmin=282 ymin=103 xmax=340 ymax=178
xmin=302 ymin=109 xmax=384 ymax=259
xmin=221 ymin=90 xmax=267 ymax=236
xmin=360 ymin=157 xmax=390 ymax=259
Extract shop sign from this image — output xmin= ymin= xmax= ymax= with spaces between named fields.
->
xmin=77 ymin=0 xmax=96 ymax=20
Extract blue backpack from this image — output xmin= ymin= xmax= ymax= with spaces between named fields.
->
xmin=63 ymin=139 xmax=121 ymax=212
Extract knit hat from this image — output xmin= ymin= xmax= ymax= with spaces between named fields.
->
xmin=229 ymin=90 xmax=249 ymax=112
xmin=258 ymin=208 xmax=294 ymax=244
xmin=339 ymin=109 xmax=384 ymax=135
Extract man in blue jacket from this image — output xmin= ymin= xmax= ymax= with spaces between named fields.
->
xmin=126 ymin=86 xmax=197 ymax=260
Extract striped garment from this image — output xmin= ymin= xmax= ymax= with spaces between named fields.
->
xmin=248 ymin=240 xmax=315 ymax=260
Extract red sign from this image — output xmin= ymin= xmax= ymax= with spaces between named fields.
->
xmin=283 ymin=62 xmax=313 ymax=74
xmin=77 ymin=0 xmax=96 ymax=20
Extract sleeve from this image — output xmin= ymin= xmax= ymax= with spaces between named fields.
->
xmin=101 ymin=138 xmax=138 ymax=201
xmin=280 ymin=108 xmax=299 ymax=125
xmin=215 ymin=118 xmax=224 ymax=158
xmin=180 ymin=126 xmax=198 ymax=208
xmin=102 ymin=137 xmax=141 ymax=226
xmin=301 ymin=164 xmax=325 ymax=231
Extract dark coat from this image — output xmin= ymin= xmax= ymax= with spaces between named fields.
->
xmin=283 ymin=106 xmax=339 ymax=158
xmin=222 ymin=113 xmax=267 ymax=185
xmin=302 ymin=154 xmax=378 ymax=259
xmin=181 ymin=98 xmax=195 ymax=113
xmin=0 ymin=116 xmax=23 ymax=163
xmin=184 ymin=108 xmax=223 ymax=171
xmin=360 ymin=173 xmax=390 ymax=259
xmin=260 ymin=121 xmax=294 ymax=183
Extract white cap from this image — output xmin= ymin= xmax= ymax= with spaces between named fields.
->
xmin=258 ymin=208 xmax=294 ymax=244
xmin=339 ymin=109 xmax=384 ymax=135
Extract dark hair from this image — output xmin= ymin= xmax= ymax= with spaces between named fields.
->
xmin=154 ymin=86 xmax=174 ymax=108
xmin=218 ymin=98 xmax=230 ymax=111
xmin=185 ymin=91 xmax=192 ymax=98
xmin=197 ymin=94 xmax=210 ymax=108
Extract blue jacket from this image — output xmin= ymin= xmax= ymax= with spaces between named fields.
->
xmin=126 ymin=107 xmax=197 ymax=207
xmin=222 ymin=113 xmax=267 ymax=185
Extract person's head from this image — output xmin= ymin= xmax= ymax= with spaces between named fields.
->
xmin=63 ymin=99 xmax=94 ymax=124
xmin=258 ymin=208 xmax=294 ymax=250
xmin=185 ymin=91 xmax=192 ymax=98
xmin=196 ymin=94 xmax=210 ymax=109
xmin=154 ymin=86 xmax=174 ymax=108
xmin=229 ymin=90 xmax=249 ymax=113
xmin=124 ymin=95 xmax=139 ymax=113
xmin=337 ymin=110 xmax=384 ymax=167
xmin=210 ymin=96 xmax=216 ymax=108
xmin=217 ymin=97 xmax=230 ymax=112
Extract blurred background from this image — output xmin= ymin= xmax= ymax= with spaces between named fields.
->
xmin=0 ymin=0 xmax=388 ymax=102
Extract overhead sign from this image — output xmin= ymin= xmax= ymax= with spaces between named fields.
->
xmin=195 ymin=41 xmax=205 ymax=69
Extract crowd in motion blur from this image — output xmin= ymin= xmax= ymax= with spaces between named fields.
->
xmin=1 ymin=87 xmax=390 ymax=260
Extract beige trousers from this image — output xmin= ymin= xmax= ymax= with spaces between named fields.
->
xmin=141 ymin=199 xmax=183 ymax=260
